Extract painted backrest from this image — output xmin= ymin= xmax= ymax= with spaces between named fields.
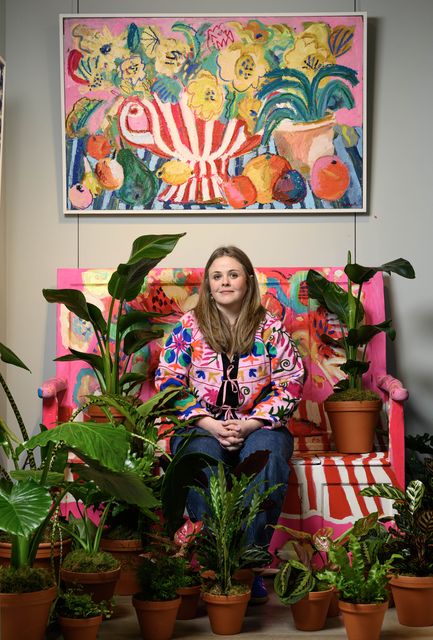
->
xmin=55 ymin=267 xmax=386 ymax=448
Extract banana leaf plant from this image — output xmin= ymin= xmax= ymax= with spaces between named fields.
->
xmin=42 ymin=233 xmax=185 ymax=397
xmin=273 ymin=511 xmax=381 ymax=605
xmin=255 ymin=64 xmax=359 ymax=145
xmin=306 ymin=252 xmax=415 ymax=396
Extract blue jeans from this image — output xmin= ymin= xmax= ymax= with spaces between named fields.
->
xmin=170 ymin=426 xmax=294 ymax=548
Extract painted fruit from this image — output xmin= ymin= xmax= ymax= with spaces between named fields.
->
xmin=69 ymin=184 xmax=92 ymax=209
xmin=273 ymin=169 xmax=307 ymax=204
xmin=222 ymin=175 xmax=257 ymax=208
xmin=86 ymin=134 xmax=112 ymax=160
xmin=310 ymin=156 xmax=350 ymax=201
xmin=95 ymin=158 xmax=124 ymax=190
xmin=242 ymin=154 xmax=291 ymax=204
xmin=156 ymin=160 xmax=194 ymax=186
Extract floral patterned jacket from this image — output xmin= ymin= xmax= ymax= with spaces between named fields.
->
xmin=154 ymin=310 xmax=304 ymax=429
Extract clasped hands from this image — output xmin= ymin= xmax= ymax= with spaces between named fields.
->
xmin=197 ymin=416 xmax=263 ymax=451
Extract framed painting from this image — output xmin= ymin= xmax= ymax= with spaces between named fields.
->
xmin=0 ymin=56 xmax=5 ymax=204
xmin=60 ymin=13 xmax=366 ymax=215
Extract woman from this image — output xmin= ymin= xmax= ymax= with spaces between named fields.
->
xmin=155 ymin=246 xmax=304 ymax=602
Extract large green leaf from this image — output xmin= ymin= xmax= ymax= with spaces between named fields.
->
xmin=360 ymin=483 xmax=405 ymax=501
xmin=43 ymin=288 xmax=92 ymax=321
xmin=118 ymin=310 xmax=167 ymax=334
xmin=0 ymin=480 xmax=51 ymax=538
xmin=55 ymin=348 xmax=105 ymax=376
xmin=345 ymin=258 xmax=415 ymax=285
xmin=108 ymin=234 xmax=185 ymax=302
xmin=20 ymin=422 xmax=130 ymax=472
xmin=0 ymin=343 xmax=30 ymax=371
xmin=406 ymin=480 xmax=425 ymax=514
xmin=123 ymin=327 xmax=164 ymax=355
xmin=347 ymin=320 xmax=395 ymax=347
xmin=306 ymin=269 xmax=349 ymax=325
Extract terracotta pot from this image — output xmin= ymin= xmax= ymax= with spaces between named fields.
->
xmin=291 ymin=588 xmax=333 ymax=631
xmin=202 ymin=590 xmax=251 ymax=635
xmin=273 ymin=114 xmax=336 ymax=176
xmin=0 ymin=539 xmax=72 ymax=577
xmin=324 ymin=399 xmax=382 ymax=453
xmin=176 ymin=584 xmax=202 ymax=619
xmin=0 ymin=585 xmax=57 ymax=640
xmin=60 ymin=566 xmax=121 ymax=604
xmin=132 ymin=596 xmax=181 ymax=640
xmin=84 ymin=404 xmax=125 ymax=423
xmin=58 ymin=614 xmax=102 ymax=640
xmin=327 ymin=587 xmax=340 ymax=617
xmin=338 ymin=599 xmax=388 ymax=640
xmin=233 ymin=568 xmax=255 ymax=589
xmin=390 ymin=574 xmax=433 ymax=626
xmin=100 ymin=538 xmax=143 ymax=595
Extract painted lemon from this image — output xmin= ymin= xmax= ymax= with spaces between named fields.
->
xmin=156 ymin=160 xmax=194 ymax=186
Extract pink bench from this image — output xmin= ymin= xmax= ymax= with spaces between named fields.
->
xmin=40 ymin=266 xmax=408 ymax=551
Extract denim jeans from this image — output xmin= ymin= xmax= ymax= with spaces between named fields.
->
xmin=170 ymin=426 xmax=294 ymax=548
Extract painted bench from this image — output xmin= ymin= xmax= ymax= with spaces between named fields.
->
xmin=39 ymin=266 xmax=408 ymax=553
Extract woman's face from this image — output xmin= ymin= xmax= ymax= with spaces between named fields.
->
xmin=208 ymin=256 xmax=248 ymax=318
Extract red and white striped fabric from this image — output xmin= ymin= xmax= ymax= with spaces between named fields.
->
xmin=117 ymin=93 xmax=261 ymax=204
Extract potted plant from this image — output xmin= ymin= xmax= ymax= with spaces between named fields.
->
xmin=56 ymin=589 xmax=112 ymax=640
xmin=316 ymin=517 xmax=400 ymax=640
xmin=196 ymin=453 xmax=277 ymax=635
xmin=306 ymin=253 xmax=415 ymax=453
xmin=132 ymin=554 xmax=186 ymax=640
xmin=361 ymin=470 xmax=433 ymax=627
xmin=42 ymin=233 xmax=185 ymax=418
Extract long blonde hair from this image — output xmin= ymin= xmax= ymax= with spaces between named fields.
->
xmin=194 ymin=246 xmax=266 ymax=354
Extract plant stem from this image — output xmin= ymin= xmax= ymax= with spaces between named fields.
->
xmin=0 ymin=372 xmax=36 ymax=469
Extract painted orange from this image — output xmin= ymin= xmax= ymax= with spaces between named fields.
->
xmin=95 ymin=158 xmax=124 ymax=190
xmin=222 ymin=175 xmax=257 ymax=208
xmin=86 ymin=135 xmax=112 ymax=160
xmin=310 ymin=156 xmax=350 ymax=201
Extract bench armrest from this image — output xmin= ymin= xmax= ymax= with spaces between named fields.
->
xmin=376 ymin=373 xmax=408 ymax=490
xmin=38 ymin=377 xmax=69 ymax=429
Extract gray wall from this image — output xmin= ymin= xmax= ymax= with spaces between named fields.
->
xmin=3 ymin=0 xmax=432 ymax=441
xmin=0 ymin=0 xmax=6 ymax=422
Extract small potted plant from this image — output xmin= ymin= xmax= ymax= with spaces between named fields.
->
xmin=56 ymin=589 xmax=112 ymax=640
xmin=196 ymin=453 xmax=277 ymax=635
xmin=361 ymin=467 xmax=433 ymax=627
xmin=306 ymin=253 xmax=415 ymax=453
xmin=316 ymin=518 xmax=400 ymax=640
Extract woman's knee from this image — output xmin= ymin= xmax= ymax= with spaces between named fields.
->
xmin=170 ymin=427 xmax=226 ymax=460
xmin=241 ymin=427 xmax=294 ymax=461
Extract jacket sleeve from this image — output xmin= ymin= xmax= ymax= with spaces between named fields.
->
xmin=154 ymin=314 xmax=212 ymax=422
xmin=249 ymin=316 xmax=304 ymax=428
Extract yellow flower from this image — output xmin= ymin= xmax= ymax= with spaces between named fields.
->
xmin=186 ymin=70 xmax=224 ymax=121
xmin=72 ymin=24 xmax=126 ymax=67
xmin=217 ymin=43 xmax=268 ymax=92
xmin=155 ymin=37 xmax=189 ymax=77
xmin=119 ymin=55 xmax=150 ymax=95
xmin=283 ymin=23 xmax=335 ymax=79
xmin=238 ymin=95 xmax=262 ymax=134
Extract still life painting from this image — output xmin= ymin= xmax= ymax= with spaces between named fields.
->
xmin=61 ymin=13 xmax=366 ymax=215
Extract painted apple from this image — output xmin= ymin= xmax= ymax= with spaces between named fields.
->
xmin=69 ymin=184 xmax=92 ymax=209
xmin=86 ymin=134 xmax=112 ymax=160
xmin=242 ymin=154 xmax=291 ymax=204
xmin=273 ymin=169 xmax=307 ymax=205
xmin=310 ymin=156 xmax=350 ymax=201
xmin=222 ymin=175 xmax=257 ymax=208
xmin=95 ymin=158 xmax=124 ymax=190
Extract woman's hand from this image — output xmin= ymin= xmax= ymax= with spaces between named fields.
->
xmin=195 ymin=416 xmax=242 ymax=449
xmin=220 ymin=418 xmax=264 ymax=449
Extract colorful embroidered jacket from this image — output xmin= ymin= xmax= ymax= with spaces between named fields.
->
xmin=155 ymin=310 xmax=304 ymax=429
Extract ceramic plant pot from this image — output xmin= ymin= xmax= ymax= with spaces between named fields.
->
xmin=291 ymin=588 xmax=334 ymax=631
xmin=325 ymin=399 xmax=382 ymax=453
xmin=132 ymin=596 xmax=181 ymax=640
xmin=0 ymin=585 xmax=57 ymax=640
xmin=327 ymin=587 xmax=340 ymax=618
xmin=58 ymin=614 xmax=102 ymax=640
xmin=100 ymin=538 xmax=143 ymax=595
xmin=202 ymin=590 xmax=251 ymax=635
xmin=176 ymin=584 xmax=202 ymax=620
xmin=60 ymin=566 xmax=121 ymax=604
xmin=390 ymin=575 xmax=433 ymax=626
xmin=338 ymin=600 xmax=388 ymax=640
xmin=0 ymin=539 xmax=72 ymax=578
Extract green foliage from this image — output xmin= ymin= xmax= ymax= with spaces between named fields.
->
xmin=196 ymin=453 xmax=276 ymax=596
xmin=0 ymin=566 xmax=54 ymax=593
xmin=56 ymin=589 xmax=111 ymax=619
xmin=136 ymin=555 xmax=186 ymax=601
xmin=42 ymin=233 xmax=185 ymax=396
xmin=406 ymin=433 xmax=433 ymax=483
xmin=62 ymin=548 xmax=119 ymax=573
xmin=361 ymin=475 xmax=433 ymax=576
xmin=306 ymin=252 xmax=415 ymax=393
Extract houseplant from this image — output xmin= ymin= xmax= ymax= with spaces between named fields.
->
xmin=361 ymin=474 xmax=433 ymax=627
xmin=196 ymin=452 xmax=277 ymax=635
xmin=316 ymin=519 xmax=400 ymax=640
xmin=306 ymin=253 xmax=415 ymax=453
xmin=56 ymin=589 xmax=112 ymax=640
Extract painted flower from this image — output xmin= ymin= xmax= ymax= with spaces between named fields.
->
xmin=206 ymin=24 xmax=235 ymax=50
xmin=283 ymin=23 xmax=335 ymax=79
xmin=72 ymin=24 xmax=126 ymax=67
xmin=217 ymin=43 xmax=268 ymax=92
xmin=119 ymin=55 xmax=146 ymax=88
xmin=155 ymin=38 xmax=190 ymax=77
xmin=228 ymin=20 xmax=271 ymax=44
xmin=186 ymin=70 xmax=225 ymax=121
xmin=164 ymin=323 xmax=193 ymax=367
xmin=238 ymin=94 xmax=262 ymax=134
